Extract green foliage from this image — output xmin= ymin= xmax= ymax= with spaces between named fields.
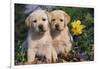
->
xmin=15 ymin=4 xmax=94 ymax=64
xmin=15 ymin=40 xmax=26 ymax=65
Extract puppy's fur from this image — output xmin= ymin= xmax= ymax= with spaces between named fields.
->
xmin=49 ymin=10 xmax=72 ymax=58
xmin=23 ymin=10 xmax=57 ymax=64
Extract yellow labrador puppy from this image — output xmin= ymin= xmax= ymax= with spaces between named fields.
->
xmin=49 ymin=10 xmax=72 ymax=59
xmin=24 ymin=10 xmax=57 ymax=64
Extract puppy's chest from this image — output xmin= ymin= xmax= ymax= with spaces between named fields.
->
xmin=53 ymin=39 xmax=67 ymax=47
xmin=29 ymin=36 xmax=51 ymax=48
xmin=53 ymin=35 xmax=70 ymax=47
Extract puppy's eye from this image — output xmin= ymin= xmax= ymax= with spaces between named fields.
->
xmin=52 ymin=19 xmax=55 ymax=21
xmin=33 ymin=20 xmax=37 ymax=23
xmin=42 ymin=18 xmax=46 ymax=21
xmin=60 ymin=19 xmax=63 ymax=22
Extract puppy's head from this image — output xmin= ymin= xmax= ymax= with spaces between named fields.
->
xmin=49 ymin=10 xmax=70 ymax=32
xmin=25 ymin=10 xmax=49 ymax=34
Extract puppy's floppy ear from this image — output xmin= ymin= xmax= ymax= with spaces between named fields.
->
xmin=25 ymin=15 xmax=31 ymax=27
xmin=45 ymin=11 xmax=51 ymax=23
xmin=64 ymin=12 xmax=71 ymax=26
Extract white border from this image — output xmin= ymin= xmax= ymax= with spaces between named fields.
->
xmin=11 ymin=1 xmax=14 ymax=69
xmin=10 ymin=0 xmax=95 ymax=69
xmin=12 ymin=0 xmax=95 ymax=8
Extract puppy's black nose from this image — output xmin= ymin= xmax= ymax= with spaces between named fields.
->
xmin=38 ymin=24 xmax=44 ymax=31
xmin=55 ymin=24 xmax=59 ymax=29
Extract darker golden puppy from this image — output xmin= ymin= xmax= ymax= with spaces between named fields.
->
xmin=49 ymin=10 xmax=72 ymax=59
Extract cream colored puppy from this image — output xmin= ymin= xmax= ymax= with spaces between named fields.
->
xmin=24 ymin=10 xmax=57 ymax=64
xmin=49 ymin=10 xmax=72 ymax=59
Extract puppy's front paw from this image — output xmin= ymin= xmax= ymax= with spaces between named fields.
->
xmin=24 ymin=61 xmax=34 ymax=65
xmin=52 ymin=48 xmax=58 ymax=63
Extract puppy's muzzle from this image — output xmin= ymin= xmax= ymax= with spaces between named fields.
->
xmin=55 ymin=24 xmax=60 ymax=31
xmin=38 ymin=24 xmax=46 ymax=32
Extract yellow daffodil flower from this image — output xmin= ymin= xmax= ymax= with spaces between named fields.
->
xmin=71 ymin=20 xmax=85 ymax=35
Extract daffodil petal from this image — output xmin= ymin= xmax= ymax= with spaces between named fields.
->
xmin=76 ymin=20 xmax=81 ymax=25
